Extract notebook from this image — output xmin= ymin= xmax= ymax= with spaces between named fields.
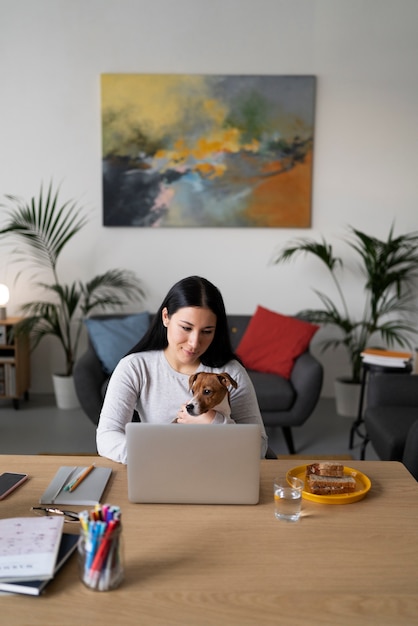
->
xmin=0 ymin=516 xmax=64 ymax=582
xmin=0 ymin=533 xmax=78 ymax=596
xmin=126 ymin=423 xmax=262 ymax=504
xmin=39 ymin=466 xmax=112 ymax=506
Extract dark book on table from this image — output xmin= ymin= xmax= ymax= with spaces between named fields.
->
xmin=0 ymin=533 xmax=78 ymax=596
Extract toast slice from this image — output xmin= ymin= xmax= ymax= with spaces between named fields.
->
xmin=307 ymin=474 xmax=356 ymax=495
xmin=306 ymin=462 xmax=344 ymax=477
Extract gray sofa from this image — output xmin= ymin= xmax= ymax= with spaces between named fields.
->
xmin=364 ymin=372 xmax=418 ymax=480
xmin=73 ymin=313 xmax=323 ymax=454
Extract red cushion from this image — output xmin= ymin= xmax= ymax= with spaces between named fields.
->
xmin=236 ymin=306 xmax=319 ymax=379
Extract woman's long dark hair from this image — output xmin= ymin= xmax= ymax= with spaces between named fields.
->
xmin=128 ymin=276 xmax=236 ymax=367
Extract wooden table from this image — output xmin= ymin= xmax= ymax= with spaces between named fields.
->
xmin=1 ymin=456 xmax=417 ymax=626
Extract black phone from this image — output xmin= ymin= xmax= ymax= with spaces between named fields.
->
xmin=0 ymin=472 xmax=28 ymax=500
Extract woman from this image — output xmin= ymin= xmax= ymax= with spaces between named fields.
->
xmin=96 ymin=275 xmax=268 ymax=462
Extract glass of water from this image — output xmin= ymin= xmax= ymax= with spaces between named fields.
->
xmin=274 ymin=475 xmax=304 ymax=522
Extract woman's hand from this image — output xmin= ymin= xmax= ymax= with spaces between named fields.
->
xmin=176 ymin=404 xmax=215 ymax=424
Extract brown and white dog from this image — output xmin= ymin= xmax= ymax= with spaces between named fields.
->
xmin=185 ymin=372 xmax=238 ymax=419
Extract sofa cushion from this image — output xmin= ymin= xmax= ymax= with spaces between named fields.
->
xmin=85 ymin=311 xmax=150 ymax=374
xmin=236 ymin=305 xmax=319 ymax=379
xmin=247 ymin=370 xmax=295 ymax=411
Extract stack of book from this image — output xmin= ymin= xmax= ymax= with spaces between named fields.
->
xmin=0 ymin=361 xmax=16 ymax=396
xmin=0 ymin=324 xmax=7 ymax=345
xmin=360 ymin=348 xmax=413 ymax=368
xmin=0 ymin=325 xmax=14 ymax=396
xmin=0 ymin=516 xmax=78 ymax=596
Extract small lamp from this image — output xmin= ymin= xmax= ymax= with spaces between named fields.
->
xmin=0 ymin=284 xmax=10 ymax=320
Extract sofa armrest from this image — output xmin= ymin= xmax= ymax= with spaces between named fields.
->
xmin=286 ymin=351 xmax=324 ymax=422
xmin=403 ymin=420 xmax=418 ymax=481
xmin=367 ymin=373 xmax=418 ymax=408
xmin=73 ymin=344 xmax=109 ymax=425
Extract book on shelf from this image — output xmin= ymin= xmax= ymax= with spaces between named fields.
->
xmin=0 ymin=364 xmax=5 ymax=395
xmin=0 ymin=325 xmax=13 ymax=345
xmin=0 ymin=363 xmax=16 ymax=396
xmin=0 ymin=516 xmax=64 ymax=583
xmin=0 ymin=356 xmax=14 ymax=363
xmin=4 ymin=363 xmax=16 ymax=396
xmin=0 ymin=533 xmax=78 ymax=596
xmin=361 ymin=348 xmax=413 ymax=368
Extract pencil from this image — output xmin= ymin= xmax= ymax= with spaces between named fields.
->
xmin=68 ymin=464 xmax=95 ymax=492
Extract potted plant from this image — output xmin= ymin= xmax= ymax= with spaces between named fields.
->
xmin=0 ymin=181 xmax=145 ymax=408
xmin=272 ymin=226 xmax=418 ymax=416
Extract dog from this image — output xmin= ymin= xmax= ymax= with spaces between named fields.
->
xmin=185 ymin=372 xmax=238 ymax=419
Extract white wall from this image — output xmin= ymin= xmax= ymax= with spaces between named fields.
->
xmin=1 ymin=0 xmax=418 ymax=394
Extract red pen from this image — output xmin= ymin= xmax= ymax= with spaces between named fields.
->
xmin=90 ymin=519 xmax=119 ymax=581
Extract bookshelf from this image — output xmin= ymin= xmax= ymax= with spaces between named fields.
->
xmin=0 ymin=317 xmax=30 ymax=409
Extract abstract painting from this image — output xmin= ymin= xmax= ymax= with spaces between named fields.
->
xmin=101 ymin=74 xmax=316 ymax=227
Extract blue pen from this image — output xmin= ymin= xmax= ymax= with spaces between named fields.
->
xmin=83 ymin=521 xmax=95 ymax=578
xmin=86 ymin=521 xmax=104 ymax=571
xmin=63 ymin=467 xmax=83 ymax=491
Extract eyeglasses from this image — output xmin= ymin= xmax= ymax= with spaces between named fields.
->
xmin=30 ymin=506 xmax=80 ymax=523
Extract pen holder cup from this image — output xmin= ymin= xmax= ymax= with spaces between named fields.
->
xmin=78 ymin=524 xmax=124 ymax=591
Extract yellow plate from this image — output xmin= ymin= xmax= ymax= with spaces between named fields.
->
xmin=287 ymin=465 xmax=372 ymax=504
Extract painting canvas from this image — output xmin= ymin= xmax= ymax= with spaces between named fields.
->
xmin=101 ymin=74 xmax=316 ymax=227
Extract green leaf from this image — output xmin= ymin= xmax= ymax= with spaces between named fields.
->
xmin=0 ymin=181 xmax=145 ymax=376
xmin=272 ymin=225 xmax=418 ymax=382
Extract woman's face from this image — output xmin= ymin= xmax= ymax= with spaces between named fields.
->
xmin=162 ymin=306 xmax=217 ymax=373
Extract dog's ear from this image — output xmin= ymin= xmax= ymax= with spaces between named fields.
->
xmin=218 ymin=372 xmax=238 ymax=389
xmin=188 ymin=372 xmax=200 ymax=391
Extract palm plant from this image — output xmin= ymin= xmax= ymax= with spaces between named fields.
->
xmin=0 ymin=182 xmax=145 ymax=376
xmin=273 ymin=226 xmax=418 ymax=383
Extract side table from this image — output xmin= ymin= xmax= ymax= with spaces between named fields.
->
xmin=349 ymin=361 xmax=412 ymax=459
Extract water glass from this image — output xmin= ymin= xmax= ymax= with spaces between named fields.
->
xmin=274 ymin=476 xmax=304 ymax=522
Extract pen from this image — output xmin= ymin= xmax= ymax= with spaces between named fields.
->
xmin=51 ymin=466 xmax=77 ymax=502
xmin=80 ymin=504 xmax=123 ymax=590
xmin=89 ymin=519 xmax=119 ymax=587
xmin=63 ymin=466 xmax=86 ymax=491
xmin=67 ymin=464 xmax=95 ymax=492
xmin=86 ymin=520 xmax=105 ymax=571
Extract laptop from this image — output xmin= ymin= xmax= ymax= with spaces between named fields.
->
xmin=126 ymin=423 xmax=262 ymax=504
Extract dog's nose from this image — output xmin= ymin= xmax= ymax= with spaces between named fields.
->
xmin=185 ymin=403 xmax=194 ymax=414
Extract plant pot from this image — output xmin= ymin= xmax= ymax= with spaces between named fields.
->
xmin=334 ymin=378 xmax=362 ymax=418
xmin=52 ymin=374 xmax=80 ymax=410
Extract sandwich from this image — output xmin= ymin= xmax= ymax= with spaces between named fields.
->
xmin=307 ymin=474 xmax=357 ymax=495
xmin=305 ymin=462 xmax=357 ymax=495
xmin=306 ymin=462 xmax=344 ymax=477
